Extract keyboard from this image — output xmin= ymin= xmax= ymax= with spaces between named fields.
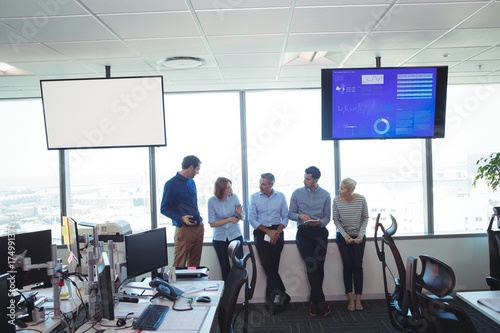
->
xmin=132 ymin=304 xmax=170 ymax=331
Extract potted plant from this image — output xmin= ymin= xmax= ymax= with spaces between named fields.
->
xmin=473 ymin=152 xmax=500 ymax=192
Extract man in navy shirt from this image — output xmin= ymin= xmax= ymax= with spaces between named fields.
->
xmin=160 ymin=155 xmax=203 ymax=267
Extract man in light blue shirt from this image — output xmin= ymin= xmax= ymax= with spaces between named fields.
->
xmin=249 ymin=173 xmax=289 ymax=314
xmin=288 ymin=166 xmax=331 ymax=317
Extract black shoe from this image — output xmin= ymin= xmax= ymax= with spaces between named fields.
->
xmin=264 ymin=300 xmax=276 ymax=314
xmin=275 ymin=293 xmax=291 ymax=314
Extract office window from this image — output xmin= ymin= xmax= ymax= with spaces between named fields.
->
xmin=156 ymin=92 xmax=242 ymax=242
xmin=339 ymin=139 xmax=426 ymax=236
xmin=67 ymin=148 xmax=151 ymax=234
xmin=0 ymin=100 xmax=61 ymax=241
xmin=433 ymin=83 xmax=500 ymax=234
xmin=245 ymin=89 xmax=334 ymax=240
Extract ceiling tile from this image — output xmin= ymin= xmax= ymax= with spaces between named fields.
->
xmin=8 ymin=60 xmax=97 ymax=75
xmin=207 ymin=35 xmax=285 ymax=54
xmin=125 ymin=37 xmax=209 ymax=57
xmin=1 ymin=16 xmax=116 ymax=43
xmin=0 ymin=0 xmax=86 ymax=17
xmin=286 ymin=33 xmax=366 ymax=52
xmin=46 ymin=40 xmax=138 ymax=60
xmin=431 ymin=28 xmax=500 ymax=48
xmin=220 ymin=67 xmax=278 ymax=79
xmin=197 ymin=8 xmax=289 ymax=35
xmin=458 ymin=1 xmax=500 ymax=29
xmin=80 ymin=0 xmax=188 ymax=13
xmin=376 ymin=2 xmax=485 ymax=31
xmin=216 ymin=53 xmax=281 ymax=68
xmin=358 ymin=31 xmax=446 ymax=50
xmin=0 ymin=43 xmax=66 ymax=62
xmin=191 ymin=0 xmax=291 ymax=10
xmin=99 ymin=12 xmax=199 ymax=39
xmin=470 ymin=46 xmax=500 ymax=61
xmin=290 ymin=6 xmax=389 ymax=33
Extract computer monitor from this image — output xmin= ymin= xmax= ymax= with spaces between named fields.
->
xmin=97 ymin=251 xmax=115 ymax=320
xmin=1 ymin=273 xmax=16 ymax=333
xmin=0 ymin=229 xmax=52 ymax=289
xmin=61 ymin=216 xmax=82 ymax=268
xmin=124 ymin=227 xmax=168 ymax=279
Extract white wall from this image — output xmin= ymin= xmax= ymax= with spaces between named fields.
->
xmin=193 ymin=235 xmax=490 ymax=303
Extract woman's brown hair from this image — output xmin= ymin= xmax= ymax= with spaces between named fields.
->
xmin=214 ymin=177 xmax=232 ymax=200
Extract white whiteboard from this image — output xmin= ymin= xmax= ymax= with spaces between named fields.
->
xmin=40 ymin=76 xmax=166 ymax=149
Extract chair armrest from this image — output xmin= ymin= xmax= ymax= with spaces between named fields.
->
xmin=486 ymin=276 xmax=500 ymax=290
xmin=426 ymin=294 xmax=453 ymax=301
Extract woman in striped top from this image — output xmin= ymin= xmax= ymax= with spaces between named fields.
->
xmin=332 ymin=178 xmax=369 ymax=312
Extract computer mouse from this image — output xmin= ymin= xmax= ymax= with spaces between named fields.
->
xmin=196 ymin=296 xmax=211 ymax=303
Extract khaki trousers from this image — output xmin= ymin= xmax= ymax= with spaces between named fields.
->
xmin=173 ymin=224 xmax=204 ymax=267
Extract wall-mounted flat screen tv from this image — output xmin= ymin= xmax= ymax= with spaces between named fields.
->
xmin=321 ymin=66 xmax=448 ymax=140
xmin=40 ymin=76 xmax=166 ymax=149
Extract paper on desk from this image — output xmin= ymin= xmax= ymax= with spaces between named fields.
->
xmin=114 ymin=301 xmax=149 ymax=318
xmin=178 ymin=282 xmax=220 ymax=295
xmin=157 ymin=306 xmax=210 ymax=332
xmin=478 ymin=298 xmax=500 ymax=312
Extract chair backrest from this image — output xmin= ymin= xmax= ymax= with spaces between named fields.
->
xmin=244 ymin=241 xmax=257 ymax=301
xmin=374 ymin=214 xmax=413 ymax=332
xmin=417 ymin=255 xmax=455 ymax=297
xmin=218 ymin=240 xmax=249 ymax=333
xmin=405 ymin=256 xmax=420 ymax=314
xmin=487 ymin=212 xmax=500 ymax=289
xmin=404 ymin=256 xmax=428 ymax=331
xmin=414 ymin=254 xmax=477 ymax=333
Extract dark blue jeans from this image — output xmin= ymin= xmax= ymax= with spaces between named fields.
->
xmin=253 ymin=227 xmax=286 ymax=301
xmin=336 ymin=232 xmax=366 ymax=295
xmin=213 ymin=235 xmax=244 ymax=281
xmin=296 ymin=226 xmax=329 ymax=303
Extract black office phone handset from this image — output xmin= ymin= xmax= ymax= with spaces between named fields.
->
xmin=149 ymin=277 xmax=181 ymax=301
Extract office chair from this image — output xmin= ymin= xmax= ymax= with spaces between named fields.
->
xmin=486 ymin=207 xmax=500 ymax=290
xmin=242 ymin=241 xmax=257 ymax=333
xmin=374 ymin=214 xmax=425 ymax=332
xmin=218 ymin=240 xmax=249 ymax=333
xmin=411 ymin=254 xmax=478 ymax=333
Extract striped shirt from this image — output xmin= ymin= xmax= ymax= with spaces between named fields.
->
xmin=332 ymin=194 xmax=369 ymax=237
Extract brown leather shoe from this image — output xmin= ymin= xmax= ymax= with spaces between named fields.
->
xmin=309 ymin=303 xmax=319 ymax=317
xmin=318 ymin=301 xmax=331 ymax=317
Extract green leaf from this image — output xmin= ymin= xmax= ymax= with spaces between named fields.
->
xmin=473 ymin=152 xmax=500 ymax=192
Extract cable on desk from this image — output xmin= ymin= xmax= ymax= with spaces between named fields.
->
xmin=172 ymin=295 xmax=194 ymax=311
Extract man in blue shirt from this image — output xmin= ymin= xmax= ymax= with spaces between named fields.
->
xmin=249 ymin=173 xmax=289 ymax=314
xmin=288 ymin=166 xmax=331 ymax=317
xmin=160 ymin=155 xmax=203 ymax=267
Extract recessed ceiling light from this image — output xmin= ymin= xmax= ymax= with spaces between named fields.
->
xmin=157 ymin=56 xmax=205 ymax=69
xmin=0 ymin=62 xmax=14 ymax=72
xmin=298 ymin=51 xmax=327 ymax=62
